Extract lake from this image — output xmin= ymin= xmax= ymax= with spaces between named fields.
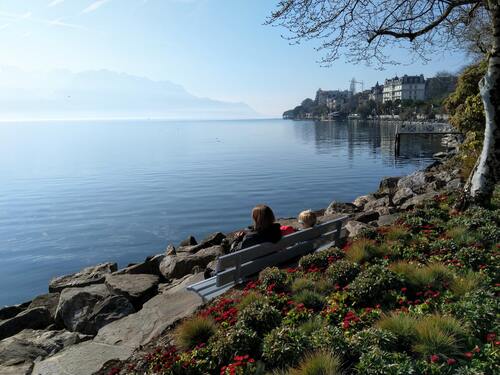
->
xmin=0 ymin=119 xmax=444 ymax=306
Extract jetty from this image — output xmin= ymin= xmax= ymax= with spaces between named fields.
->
xmin=394 ymin=121 xmax=461 ymax=156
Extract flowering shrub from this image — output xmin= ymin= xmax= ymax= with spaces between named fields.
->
xmin=262 ymin=326 xmax=310 ymax=368
xmin=309 ymin=325 xmax=349 ymax=357
xmin=210 ymin=324 xmax=261 ymax=366
xmin=200 ymin=297 xmax=239 ymax=326
xmin=356 ymin=349 xmax=417 ymax=374
xmin=220 ymin=355 xmax=257 ymax=375
xmin=298 ymin=247 xmax=343 ymax=270
xmin=348 ymin=265 xmax=402 ymax=305
xmin=258 ymin=267 xmax=287 ymax=292
xmin=326 ymin=260 xmax=360 ymax=286
xmin=238 ymin=300 xmax=281 ymax=335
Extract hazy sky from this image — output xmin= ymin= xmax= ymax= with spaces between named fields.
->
xmin=0 ymin=0 xmax=471 ymax=116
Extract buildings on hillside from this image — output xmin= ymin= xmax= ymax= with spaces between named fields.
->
xmin=315 ymin=89 xmax=351 ymax=109
xmin=382 ymin=74 xmax=426 ymax=103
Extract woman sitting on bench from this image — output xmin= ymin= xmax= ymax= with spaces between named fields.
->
xmin=233 ymin=204 xmax=282 ymax=251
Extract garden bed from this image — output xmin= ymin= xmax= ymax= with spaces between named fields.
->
xmin=107 ymin=190 xmax=499 ymax=375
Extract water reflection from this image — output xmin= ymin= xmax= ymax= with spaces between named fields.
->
xmin=292 ymin=120 xmax=444 ymax=165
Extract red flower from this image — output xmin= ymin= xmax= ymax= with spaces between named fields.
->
xmin=401 ymin=287 xmax=407 ymax=293
xmin=447 ymin=358 xmax=456 ymax=365
xmin=464 ymin=352 xmax=473 ymax=360
xmin=430 ymin=354 xmax=439 ymax=363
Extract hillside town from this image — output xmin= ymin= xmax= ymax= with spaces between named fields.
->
xmin=283 ymin=73 xmax=458 ymax=121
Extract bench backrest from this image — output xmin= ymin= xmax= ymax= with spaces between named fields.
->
xmin=215 ymin=216 xmax=347 ymax=287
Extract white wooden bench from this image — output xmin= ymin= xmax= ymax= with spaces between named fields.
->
xmin=187 ymin=216 xmax=348 ymax=302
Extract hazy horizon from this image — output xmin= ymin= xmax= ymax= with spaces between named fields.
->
xmin=0 ymin=0 xmax=473 ymax=118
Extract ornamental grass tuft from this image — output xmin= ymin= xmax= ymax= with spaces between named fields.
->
xmin=287 ymin=351 xmax=343 ymax=375
xmin=174 ymin=315 xmax=216 ymax=350
xmin=389 ymin=261 xmax=454 ymax=289
xmin=376 ymin=312 xmax=418 ymax=350
xmin=384 ymin=225 xmax=412 ymax=242
xmin=292 ymin=278 xmax=317 ymax=294
xmin=293 ymin=290 xmax=325 ymax=311
xmin=449 ymin=271 xmax=484 ymax=296
xmin=345 ymin=239 xmax=383 ymax=263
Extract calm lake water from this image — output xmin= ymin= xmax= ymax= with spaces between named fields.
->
xmin=0 ymin=119 xmax=444 ymax=306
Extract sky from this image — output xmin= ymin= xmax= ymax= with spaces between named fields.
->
xmin=0 ymin=0 xmax=472 ymax=117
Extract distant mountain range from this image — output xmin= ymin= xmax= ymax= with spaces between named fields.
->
xmin=0 ymin=67 xmax=259 ymax=120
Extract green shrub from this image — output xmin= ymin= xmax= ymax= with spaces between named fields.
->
xmin=326 ymin=260 xmax=360 ymax=286
xmin=345 ymin=239 xmax=382 ymax=263
xmin=291 ymin=278 xmax=317 ymax=294
xmin=376 ymin=313 xmax=418 ymax=351
xmin=299 ymin=247 xmax=344 ymax=270
xmin=237 ymin=291 xmax=266 ymax=311
xmin=175 ymin=316 xmax=217 ymax=350
xmin=262 ymin=326 xmax=310 ymax=369
xmin=355 ymin=349 xmax=417 ymax=375
xmin=348 ymin=265 xmax=401 ymax=305
xmin=456 ymin=246 xmax=489 ymax=270
xmin=412 ymin=314 xmax=469 ymax=358
xmin=239 ymin=300 xmax=282 ymax=335
xmin=293 ymin=290 xmax=325 ymax=311
xmin=259 ymin=267 xmax=288 ymax=291
xmin=444 ymin=290 xmax=499 ymax=337
xmin=309 ymin=325 xmax=349 ymax=358
xmin=287 ymin=351 xmax=342 ymax=375
xmin=209 ymin=323 xmax=261 ymax=365
xmin=349 ymin=328 xmax=399 ymax=356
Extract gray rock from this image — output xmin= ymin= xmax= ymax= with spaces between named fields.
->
xmin=0 ymin=362 xmax=33 ymax=375
xmin=0 ymin=308 xmax=51 ymax=340
xmin=364 ymin=196 xmax=390 ymax=211
xmin=159 ymin=245 xmax=223 ymax=280
xmin=0 ymin=301 xmax=30 ymax=321
xmin=0 ymin=329 xmax=90 ymax=366
xmin=325 ymin=201 xmax=358 ymax=215
xmin=377 ymin=176 xmax=401 ymax=195
xmin=374 ymin=206 xmax=396 ymax=216
xmin=49 ymin=263 xmax=117 ymax=293
xmin=377 ymin=214 xmax=401 ymax=227
xmin=352 ymin=194 xmax=376 ymax=209
xmin=445 ymin=178 xmax=463 ymax=191
xmin=433 ymin=151 xmax=448 ymax=159
xmin=179 ymin=236 xmax=197 ymax=247
xmin=400 ymin=191 xmax=439 ymax=210
xmin=113 ymin=254 xmax=165 ymax=276
xmin=392 ymin=187 xmax=415 ymax=206
xmin=352 ymin=211 xmax=379 ymax=223
xmin=191 ymin=232 xmax=226 ymax=252
xmin=397 ymin=171 xmax=432 ymax=194
xmin=166 ymin=244 xmax=176 ymax=255
xmin=105 ymin=274 xmax=159 ymax=308
xmin=55 ymin=284 xmax=134 ymax=335
xmin=345 ymin=221 xmax=372 ymax=238
xmin=434 ymin=171 xmax=454 ymax=183
xmin=28 ymin=293 xmax=60 ymax=321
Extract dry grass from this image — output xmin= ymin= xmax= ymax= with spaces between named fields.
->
xmin=174 ymin=316 xmax=216 ymax=350
xmin=345 ymin=239 xmax=382 ymax=263
xmin=389 ymin=261 xmax=454 ymax=289
xmin=287 ymin=351 xmax=343 ymax=375
xmin=449 ymin=272 xmax=484 ymax=296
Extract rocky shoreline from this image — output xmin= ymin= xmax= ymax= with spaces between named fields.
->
xmin=0 ymin=149 xmax=463 ymax=375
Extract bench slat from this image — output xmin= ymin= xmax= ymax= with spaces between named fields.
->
xmin=217 ymin=217 xmax=347 ymax=270
xmin=216 ymin=229 xmax=341 ymax=286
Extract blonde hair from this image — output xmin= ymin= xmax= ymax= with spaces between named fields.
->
xmin=252 ymin=205 xmax=276 ymax=232
xmin=298 ymin=210 xmax=317 ymax=228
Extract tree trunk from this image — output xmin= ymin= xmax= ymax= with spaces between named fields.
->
xmin=464 ymin=3 xmax=500 ymax=206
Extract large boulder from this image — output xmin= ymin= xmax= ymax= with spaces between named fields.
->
xmin=400 ymin=191 xmax=439 ymax=210
xmin=377 ymin=176 xmax=401 ymax=196
xmin=345 ymin=221 xmax=372 ymax=238
xmin=28 ymin=293 xmax=60 ymax=321
xmin=0 ymin=301 xmax=30 ymax=321
xmin=113 ymin=254 xmax=164 ymax=276
xmin=105 ymin=274 xmax=160 ymax=309
xmin=352 ymin=194 xmax=376 ymax=209
xmin=159 ymin=245 xmax=223 ymax=280
xmin=445 ymin=178 xmax=463 ymax=191
xmin=0 ymin=329 xmax=90 ymax=367
xmin=179 ymin=235 xmax=197 ymax=247
xmin=352 ymin=211 xmax=379 ymax=224
xmin=188 ymin=232 xmax=226 ymax=252
xmin=364 ymin=196 xmax=390 ymax=211
xmin=49 ymin=263 xmax=117 ymax=293
xmin=0 ymin=308 xmax=51 ymax=340
xmin=377 ymin=214 xmax=401 ymax=227
xmin=55 ymin=284 xmax=134 ymax=335
xmin=392 ymin=187 xmax=415 ymax=206
xmin=325 ymin=201 xmax=358 ymax=215
xmin=396 ymin=171 xmax=432 ymax=194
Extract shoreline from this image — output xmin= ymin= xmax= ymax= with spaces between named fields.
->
xmin=0 ymin=147 xmax=464 ymax=375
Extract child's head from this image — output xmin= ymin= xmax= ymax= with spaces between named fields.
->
xmin=298 ymin=210 xmax=317 ymax=229
xmin=252 ymin=205 xmax=276 ymax=232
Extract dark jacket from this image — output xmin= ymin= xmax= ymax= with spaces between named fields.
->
xmin=236 ymin=223 xmax=282 ymax=250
